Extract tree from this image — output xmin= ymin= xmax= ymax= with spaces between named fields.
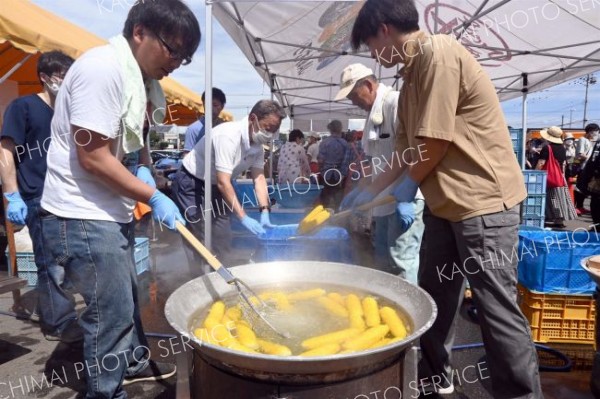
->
xmin=158 ymin=141 xmax=169 ymax=150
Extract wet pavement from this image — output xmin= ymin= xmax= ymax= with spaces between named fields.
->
xmin=0 ymin=212 xmax=597 ymax=398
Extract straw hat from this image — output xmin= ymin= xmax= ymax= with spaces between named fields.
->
xmin=563 ymin=132 xmax=575 ymax=141
xmin=540 ymin=126 xmax=563 ymax=144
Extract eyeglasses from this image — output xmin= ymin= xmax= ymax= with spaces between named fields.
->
xmin=155 ymin=32 xmax=192 ymax=65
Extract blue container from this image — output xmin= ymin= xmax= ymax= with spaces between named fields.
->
xmin=521 ymin=194 xmax=546 ymax=218
xmin=252 ymin=224 xmax=352 ymax=263
xmin=518 ymin=230 xmax=598 ymax=294
xmin=269 ymin=182 xmax=322 ymax=209
xmin=233 ymin=180 xmax=265 ymax=208
xmin=522 ymin=170 xmax=547 ymax=195
xmin=230 ymin=210 xmax=307 ymax=233
xmin=509 ymin=128 xmax=523 ymax=152
xmin=134 ymin=237 xmax=150 ymax=275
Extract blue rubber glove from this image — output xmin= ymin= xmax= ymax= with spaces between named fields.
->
xmin=148 ymin=190 xmax=185 ymax=230
xmin=4 ymin=192 xmax=27 ymax=225
xmin=340 ymin=187 xmax=362 ymax=210
xmin=393 ymin=175 xmax=419 ymax=203
xmin=240 ymin=215 xmax=266 ymax=235
xmin=136 ymin=166 xmax=156 ymax=188
xmin=396 ymin=202 xmax=416 ymax=233
xmin=260 ymin=210 xmax=275 ymax=228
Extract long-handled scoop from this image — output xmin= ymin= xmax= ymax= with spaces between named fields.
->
xmin=175 ymin=222 xmax=290 ymax=338
xmin=296 ymin=195 xmax=396 ymax=236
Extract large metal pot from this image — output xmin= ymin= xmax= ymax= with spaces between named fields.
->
xmin=165 ymin=261 xmax=437 ymax=384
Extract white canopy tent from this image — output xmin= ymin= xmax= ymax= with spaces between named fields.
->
xmin=201 ymin=0 xmax=600 ymax=248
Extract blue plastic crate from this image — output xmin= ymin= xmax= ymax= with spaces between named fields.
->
xmin=521 ymin=194 xmax=546 ymax=218
xmin=523 ymin=170 xmax=547 ymax=195
xmin=509 ymin=128 xmax=523 ymax=152
xmin=518 ymin=230 xmax=598 ymax=294
xmin=6 ymin=250 xmax=37 ymax=287
xmin=134 ymin=237 xmax=150 ymax=275
xmin=252 ymin=224 xmax=352 ymax=263
xmin=269 ymin=182 xmax=322 ymax=209
xmin=5 ymin=237 xmax=150 ymax=286
xmin=521 ymin=217 xmax=545 ymax=229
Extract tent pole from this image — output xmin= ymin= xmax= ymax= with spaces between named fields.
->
xmin=204 ymin=0 xmax=214 ymax=250
xmin=269 ymin=74 xmax=275 ymax=184
xmin=0 ymin=54 xmax=33 ymax=84
xmin=521 ymin=73 xmax=528 ymax=170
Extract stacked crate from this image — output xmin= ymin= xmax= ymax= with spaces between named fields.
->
xmin=521 ymin=170 xmax=547 ymax=228
xmin=517 ymin=229 xmax=598 ymax=368
xmin=510 ymin=128 xmax=524 ymax=168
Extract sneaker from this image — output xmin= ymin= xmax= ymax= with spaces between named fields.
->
xmin=123 ymin=361 xmax=176 ymax=386
xmin=419 ymin=381 xmax=455 ymax=396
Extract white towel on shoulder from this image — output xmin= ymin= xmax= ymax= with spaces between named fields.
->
xmin=109 ymin=35 xmax=166 ymax=153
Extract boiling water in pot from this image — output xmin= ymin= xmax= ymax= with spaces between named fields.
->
xmin=188 ymin=283 xmax=413 ymax=356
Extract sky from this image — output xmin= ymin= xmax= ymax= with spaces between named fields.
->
xmin=30 ymin=0 xmax=600 ymax=131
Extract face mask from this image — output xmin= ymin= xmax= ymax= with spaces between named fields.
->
xmin=252 ymin=119 xmax=274 ymax=145
xmin=44 ymin=79 xmax=62 ymax=96
xmin=591 ymin=131 xmax=600 ymax=141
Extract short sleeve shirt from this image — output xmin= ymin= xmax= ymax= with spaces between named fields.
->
xmin=1 ymin=95 xmax=53 ymax=200
xmin=41 ymin=45 xmax=134 ymax=223
xmin=396 ymin=33 xmax=526 ymax=222
xmin=182 ymin=116 xmax=264 ymax=181
xmin=539 ymin=143 xmax=567 ymax=166
xmin=184 ymin=117 xmax=205 ymax=151
xmin=318 ymin=136 xmax=349 ymax=171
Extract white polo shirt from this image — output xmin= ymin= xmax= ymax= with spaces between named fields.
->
xmin=182 ymin=116 xmax=265 ymax=181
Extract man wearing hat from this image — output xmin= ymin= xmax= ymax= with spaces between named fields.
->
xmin=337 ymin=63 xmax=425 ymax=283
xmin=537 ymin=126 xmax=576 ymax=227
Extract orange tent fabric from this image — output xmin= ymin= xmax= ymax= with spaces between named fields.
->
xmin=0 ymin=0 xmax=203 ymax=124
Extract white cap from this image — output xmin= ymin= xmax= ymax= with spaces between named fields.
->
xmin=334 ymin=63 xmax=374 ymax=101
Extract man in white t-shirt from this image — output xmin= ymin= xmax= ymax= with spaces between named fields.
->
xmin=337 ymin=63 xmax=425 ymax=283
xmin=39 ymin=1 xmax=200 ymax=397
xmin=174 ymin=100 xmax=285 ymax=271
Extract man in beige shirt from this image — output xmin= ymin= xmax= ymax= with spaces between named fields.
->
xmin=348 ymin=0 xmax=541 ymax=398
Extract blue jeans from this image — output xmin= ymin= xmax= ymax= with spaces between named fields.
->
xmin=373 ymin=199 xmax=425 ymax=284
xmin=40 ymin=213 xmax=149 ymax=399
xmin=25 ymin=197 xmax=76 ymax=334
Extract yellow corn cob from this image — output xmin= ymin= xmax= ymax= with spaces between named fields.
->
xmin=301 ymin=328 xmax=361 ymax=350
xmin=203 ymin=301 xmax=226 ymax=330
xmin=257 ymin=339 xmax=292 ymax=356
xmin=226 ymin=341 xmax=258 ymax=353
xmin=193 ymin=328 xmax=219 ymax=345
xmin=327 ymin=292 xmax=345 ymax=306
xmin=260 ymin=292 xmax=291 ymax=310
xmin=221 ymin=314 xmax=235 ymax=330
xmin=369 ymin=338 xmax=392 ymax=349
xmin=225 ymin=307 xmax=242 ymax=321
xmin=317 ymin=296 xmax=349 ymax=318
xmin=287 ymin=288 xmax=326 ymax=301
xmin=342 ymin=325 xmax=390 ymax=351
xmin=303 ymin=205 xmax=324 ymax=222
xmin=362 ymin=297 xmax=381 ymax=327
xmin=380 ymin=307 xmax=407 ymax=339
xmin=235 ymin=323 xmax=260 ymax=350
xmin=299 ymin=343 xmax=340 ymax=357
xmin=346 ymin=294 xmax=365 ymax=330
xmin=210 ymin=324 xmax=238 ymax=347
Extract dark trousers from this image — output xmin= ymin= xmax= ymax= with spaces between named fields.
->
xmin=575 ymin=190 xmax=587 ymax=209
xmin=591 ymin=195 xmax=600 ymax=226
xmin=418 ymin=206 xmax=542 ymax=399
xmin=172 ymin=167 xmax=232 ymax=275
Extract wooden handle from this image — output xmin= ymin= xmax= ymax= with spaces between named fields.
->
xmin=176 ymin=222 xmax=223 ymax=272
xmin=330 ymin=195 xmax=396 ymax=222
